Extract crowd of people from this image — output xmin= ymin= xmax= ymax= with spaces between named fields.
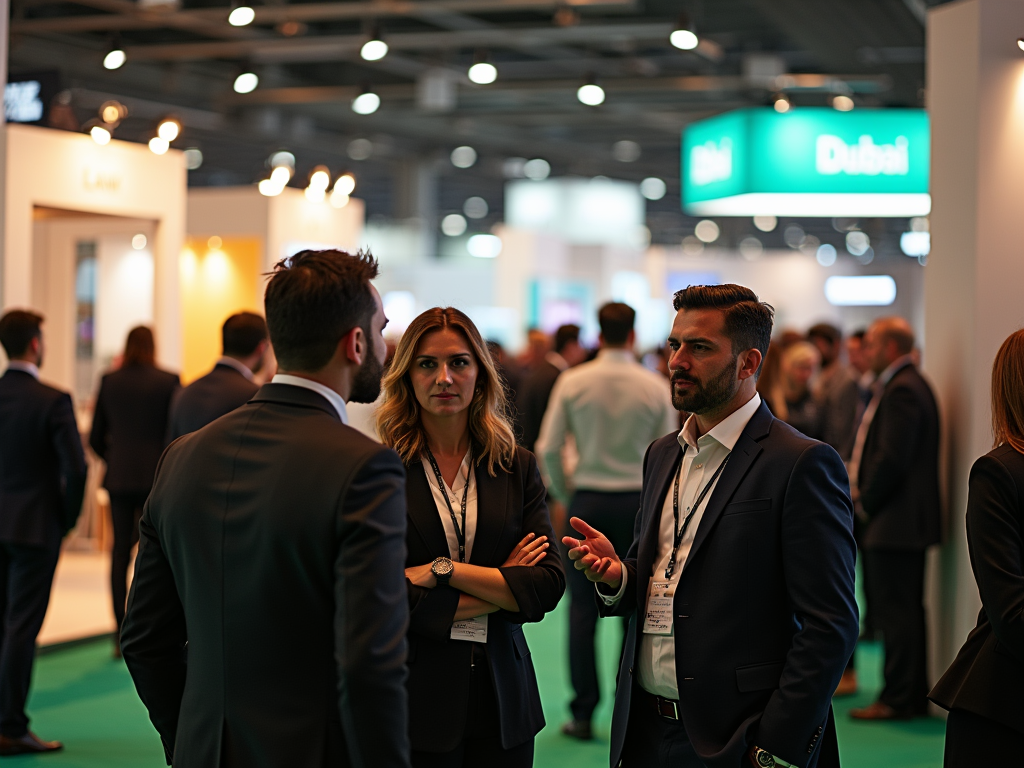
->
xmin=0 ymin=247 xmax=1020 ymax=767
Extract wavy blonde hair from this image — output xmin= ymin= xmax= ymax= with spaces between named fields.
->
xmin=376 ymin=307 xmax=516 ymax=475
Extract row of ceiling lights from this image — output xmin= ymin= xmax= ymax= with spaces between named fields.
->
xmin=772 ymin=92 xmax=855 ymax=113
xmin=257 ymin=152 xmax=357 ymax=206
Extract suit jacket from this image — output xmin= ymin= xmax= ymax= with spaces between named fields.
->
xmin=857 ymin=363 xmax=941 ymax=549
xmin=120 ymin=384 xmax=411 ymax=768
xmin=404 ymin=447 xmax=565 ymax=752
xmin=0 ymin=369 xmax=87 ymax=546
xmin=516 ymin=360 xmax=562 ymax=452
xmin=90 ymin=364 xmax=180 ymax=495
xmin=600 ymin=401 xmax=858 ymax=768
xmin=167 ymin=363 xmax=259 ymax=442
xmin=929 ymin=445 xmax=1024 ymax=735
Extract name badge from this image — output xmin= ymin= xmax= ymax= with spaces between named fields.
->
xmin=643 ymin=580 xmax=674 ymax=635
xmin=451 ymin=615 xmax=488 ymax=643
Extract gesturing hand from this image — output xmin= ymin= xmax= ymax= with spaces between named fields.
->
xmin=561 ymin=517 xmax=622 ymax=588
xmin=502 ymin=533 xmax=550 ymax=567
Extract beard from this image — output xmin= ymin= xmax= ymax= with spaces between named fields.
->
xmin=671 ymin=354 xmax=740 ymax=415
xmin=349 ymin=344 xmax=385 ymax=404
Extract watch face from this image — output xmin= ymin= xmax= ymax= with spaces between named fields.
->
xmin=432 ymin=557 xmax=454 ymax=577
xmin=755 ymin=750 xmax=775 ymax=768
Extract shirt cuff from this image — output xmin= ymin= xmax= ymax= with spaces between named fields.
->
xmin=596 ymin=569 xmax=628 ymax=605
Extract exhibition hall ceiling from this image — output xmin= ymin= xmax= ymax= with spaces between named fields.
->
xmin=9 ymin=0 xmax=942 ymax=243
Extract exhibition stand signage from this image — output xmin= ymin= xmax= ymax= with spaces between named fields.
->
xmin=682 ymin=107 xmax=930 ymax=217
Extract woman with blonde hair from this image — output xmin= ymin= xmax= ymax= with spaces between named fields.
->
xmin=377 ymin=307 xmax=565 ymax=767
xmin=930 ymin=329 xmax=1024 ymax=766
xmin=763 ymin=340 xmax=823 ymax=439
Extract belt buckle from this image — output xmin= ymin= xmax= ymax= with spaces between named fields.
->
xmin=657 ymin=696 xmax=679 ymax=720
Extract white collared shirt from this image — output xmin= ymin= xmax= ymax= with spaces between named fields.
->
xmin=216 ymin=356 xmax=255 ymax=381
xmin=600 ymin=392 xmax=763 ymax=700
xmin=5 ymin=361 xmax=40 ymax=379
xmin=848 ymin=354 xmax=915 ymax=492
xmin=271 ymin=374 xmax=349 ymax=424
xmin=422 ymin=449 xmax=478 ymax=562
xmin=536 ymin=348 xmax=677 ymax=503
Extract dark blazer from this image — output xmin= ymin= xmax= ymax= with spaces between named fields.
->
xmin=90 ymin=364 xmax=180 ymax=495
xmin=404 ymin=447 xmax=565 ymax=752
xmin=0 ymin=369 xmax=87 ymax=546
xmin=120 ymin=384 xmax=411 ymax=768
xmin=857 ymin=362 xmax=941 ymax=549
xmin=167 ymin=363 xmax=259 ymax=441
xmin=929 ymin=445 xmax=1024 ymax=735
xmin=516 ymin=359 xmax=562 ymax=452
xmin=600 ymin=401 xmax=858 ymax=768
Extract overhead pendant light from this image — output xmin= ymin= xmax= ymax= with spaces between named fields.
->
xmin=832 ymin=94 xmax=854 ymax=112
xmin=360 ymin=26 xmax=388 ymax=61
xmin=233 ymin=71 xmax=259 ymax=94
xmin=103 ymin=38 xmax=126 ymax=70
xmin=773 ymin=93 xmax=791 ymax=113
xmin=90 ymin=125 xmax=112 ymax=145
xmin=1018 ymin=37 xmax=1024 ymax=51
xmin=352 ymin=86 xmax=380 ymax=115
xmin=577 ymin=78 xmax=605 ymax=106
xmin=148 ymin=136 xmax=169 ymax=155
xmin=468 ymin=51 xmax=497 ymax=85
xmin=157 ymin=117 xmax=181 ymax=142
xmin=305 ymin=165 xmax=331 ymax=202
xmin=228 ymin=5 xmax=255 ymax=26
xmin=331 ymin=172 xmax=355 ymax=209
xmin=670 ymin=13 xmax=699 ymax=51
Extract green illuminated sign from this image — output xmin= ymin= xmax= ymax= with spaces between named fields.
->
xmin=682 ymin=107 xmax=930 ymax=217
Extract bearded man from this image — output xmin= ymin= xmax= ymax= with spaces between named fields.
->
xmin=563 ymin=284 xmax=858 ymax=768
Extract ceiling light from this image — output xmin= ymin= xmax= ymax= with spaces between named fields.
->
xmin=270 ymin=165 xmax=292 ymax=187
xmin=640 ymin=177 xmax=666 ymax=201
xmin=467 ymin=234 xmax=502 ymax=259
xmin=441 ymin=214 xmax=467 ymax=237
xmin=832 ymin=94 xmax=854 ymax=112
xmin=845 ymin=230 xmax=870 ymax=256
xmin=352 ymin=90 xmax=380 ymax=115
xmin=228 ymin=6 xmax=255 ymax=26
xmin=184 ymin=148 xmax=203 ymax=170
xmin=825 ymin=275 xmax=896 ymax=306
xmin=451 ymin=146 xmax=477 ymax=168
xmin=463 ymin=196 xmax=488 ymax=219
xmin=577 ymin=82 xmax=605 ymax=106
xmin=468 ymin=62 xmax=497 ymax=85
xmin=259 ymin=178 xmax=284 ymax=197
xmin=1018 ymin=38 xmax=1024 ymax=51
xmin=612 ymin=140 xmax=641 ymax=162
xmin=773 ymin=93 xmax=791 ymax=113
xmin=132 ymin=234 xmax=147 ymax=250
xmin=739 ymin=237 xmax=763 ymax=261
xmin=361 ymin=38 xmax=388 ymax=61
xmin=753 ymin=215 xmax=777 ymax=232
xmin=269 ymin=150 xmax=295 ymax=170
xmin=233 ymin=72 xmax=259 ymax=94
xmin=694 ymin=219 xmax=720 ymax=243
xmin=157 ymin=118 xmax=180 ymax=142
xmin=334 ymin=173 xmax=356 ymax=196
xmin=308 ymin=166 xmax=331 ymax=191
xmin=523 ymin=158 xmax=551 ymax=180
xmin=100 ymin=101 xmax=126 ymax=125
xmin=90 ymin=125 xmax=111 ymax=145
xmin=816 ymin=243 xmax=838 ymax=266
xmin=103 ymin=46 xmax=126 ymax=70
xmin=670 ymin=14 xmax=699 ymax=50
xmin=148 ymin=136 xmax=169 ymax=155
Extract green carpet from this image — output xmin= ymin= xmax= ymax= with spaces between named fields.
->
xmin=15 ymin=608 xmax=944 ymax=767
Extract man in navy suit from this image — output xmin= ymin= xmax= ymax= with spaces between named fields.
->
xmin=564 ymin=285 xmax=858 ymax=768
xmin=0 ymin=310 xmax=87 ymax=756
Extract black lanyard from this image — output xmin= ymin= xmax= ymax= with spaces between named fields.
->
xmin=665 ymin=445 xmax=730 ymax=580
xmin=425 ymin=447 xmax=472 ymax=563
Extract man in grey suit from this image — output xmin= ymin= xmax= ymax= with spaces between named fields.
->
xmin=167 ymin=312 xmax=269 ymax=441
xmin=121 ymin=250 xmax=411 ymax=768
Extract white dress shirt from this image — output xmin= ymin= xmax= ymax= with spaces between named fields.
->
xmin=536 ymin=349 xmax=677 ymax=504
xmin=848 ymin=354 xmax=914 ymax=496
xmin=271 ymin=374 xmax=349 ymax=424
xmin=5 ymin=361 xmax=40 ymax=379
xmin=601 ymin=392 xmax=763 ymax=700
xmin=216 ymin=356 xmax=255 ymax=381
xmin=422 ymin=449 xmax=477 ymax=562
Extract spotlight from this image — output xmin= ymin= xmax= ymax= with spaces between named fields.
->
xmin=1018 ymin=38 xmax=1024 ymax=51
xmin=334 ymin=173 xmax=356 ymax=196
xmin=670 ymin=14 xmax=699 ymax=50
xmin=148 ymin=136 xmax=169 ymax=155
xmin=99 ymin=100 xmax=127 ymax=125
xmin=233 ymin=72 xmax=259 ymax=94
xmin=468 ymin=62 xmax=497 ymax=85
xmin=270 ymin=165 xmax=292 ymax=187
xmin=773 ymin=93 xmax=791 ymax=113
xmin=103 ymin=44 xmax=126 ymax=70
xmin=90 ymin=125 xmax=111 ymax=145
xmin=352 ymin=88 xmax=380 ymax=115
xmin=259 ymin=179 xmax=284 ymax=197
xmin=308 ymin=165 xmax=331 ymax=191
xmin=259 ymin=165 xmax=291 ymax=198
xmin=832 ymin=94 xmax=854 ymax=112
xmin=577 ymin=80 xmax=605 ymax=107
xmin=450 ymin=146 xmax=477 ymax=168
xmin=184 ymin=148 xmax=203 ymax=170
xmin=228 ymin=6 xmax=255 ymax=26
xmin=157 ymin=118 xmax=181 ymax=142
xmin=361 ymin=37 xmax=388 ymax=61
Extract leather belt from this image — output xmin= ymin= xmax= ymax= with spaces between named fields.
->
xmin=638 ymin=689 xmax=681 ymax=720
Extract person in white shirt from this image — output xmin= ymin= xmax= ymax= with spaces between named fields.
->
xmin=535 ymin=302 xmax=676 ymax=741
xmin=564 ymin=284 xmax=858 ymax=768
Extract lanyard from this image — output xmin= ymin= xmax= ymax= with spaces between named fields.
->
xmin=425 ymin=447 xmax=472 ymax=563
xmin=665 ymin=445 xmax=730 ymax=580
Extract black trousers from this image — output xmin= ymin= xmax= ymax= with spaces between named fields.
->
xmin=0 ymin=540 xmax=61 ymax=738
xmin=412 ymin=647 xmax=534 ymax=768
xmin=110 ymin=492 xmax=149 ymax=629
xmin=944 ymin=708 xmax=1024 ymax=767
xmin=621 ymin=693 xmax=705 ymax=768
xmin=863 ymin=547 xmax=929 ymax=714
xmin=563 ymin=490 xmax=639 ymax=723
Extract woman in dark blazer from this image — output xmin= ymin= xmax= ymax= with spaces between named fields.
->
xmin=929 ymin=329 xmax=1024 ymax=766
xmin=89 ymin=326 xmax=179 ymax=648
xmin=377 ymin=307 xmax=565 ymax=767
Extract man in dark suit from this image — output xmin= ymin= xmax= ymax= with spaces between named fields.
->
xmin=120 ymin=249 xmax=411 ymax=768
xmin=564 ymin=285 xmax=858 ymax=768
xmin=0 ymin=310 xmax=87 ymax=756
xmin=167 ymin=312 xmax=269 ymax=441
xmin=516 ymin=324 xmax=585 ymax=452
xmin=848 ymin=317 xmax=940 ymax=721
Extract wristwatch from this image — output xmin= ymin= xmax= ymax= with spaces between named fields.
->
xmin=431 ymin=557 xmax=454 ymax=587
xmin=752 ymin=747 xmax=776 ymax=768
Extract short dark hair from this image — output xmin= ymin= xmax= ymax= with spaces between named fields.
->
xmin=553 ymin=324 xmax=581 ymax=354
xmin=0 ymin=309 xmax=43 ymax=359
xmin=672 ymin=284 xmax=774 ymax=371
xmin=264 ymin=249 xmax=379 ymax=372
xmin=123 ymin=326 xmax=156 ymax=367
xmin=807 ymin=323 xmax=841 ymax=349
xmin=222 ymin=312 xmax=269 ymax=358
xmin=598 ymin=303 xmax=635 ymax=345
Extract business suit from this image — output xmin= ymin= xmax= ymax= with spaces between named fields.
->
xmin=516 ymin=359 xmax=562 ymax=452
xmin=0 ymin=368 xmax=87 ymax=738
xmin=120 ymin=383 xmax=410 ymax=768
xmin=90 ymin=363 xmax=179 ymax=629
xmin=929 ymin=444 xmax=1024 ymax=765
xmin=601 ymin=401 xmax=858 ymax=768
xmin=404 ymin=447 xmax=564 ymax=762
xmin=856 ymin=361 xmax=940 ymax=714
xmin=167 ymin=362 xmax=259 ymax=441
